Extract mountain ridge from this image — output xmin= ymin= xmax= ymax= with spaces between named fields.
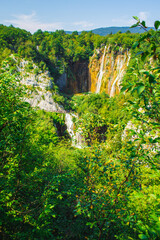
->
xmin=66 ymin=26 xmax=153 ymax=36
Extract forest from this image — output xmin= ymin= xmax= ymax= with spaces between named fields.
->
xmin=0 ymin=18 xmax=160 ymax=240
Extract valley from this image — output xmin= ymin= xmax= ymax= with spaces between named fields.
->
xmin=0 ymin=21 xmax=160 ymax=240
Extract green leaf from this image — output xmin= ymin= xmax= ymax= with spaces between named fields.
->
xmin=141 ymin=51 xmax=149 ymax=61
xmin=132 ymin=41 xmax=139 ymax=49
xmin=135 ymin=51 xmax=144 ymax=56
xmin=141 ymin=21 xmax=147 ymax=28
xmin=86 ymin=222 xmax=95 ymax=228
xmin=154 ymin=20 xmax=160 ymax=30
xmin=149 ymin=137 xmax=160 ymax=143
xmin=149 ymin=75 xmax=156 ymax=84
xmin=133 ymin=16 xmax=140 ymax=21
xmin=57 ymin=194 xmax=63 ymax=200
xmin=121 ymin=84 xmax=132 ymax=92
xmin=138 ymin=234 xmax=148 ymax=240
xmin=131 ymin=86 xmax=138 ymax=94
xmin=139 ymin=34 xmax=151 ymax=42
xmin=137 ymin=85 xmax=145 ymax=95
xmin=140 ymin=70 xmax=150 ymax=75
xmin=152 ymin=66 xmax=160 ymax=70
xmin=131 ymin=23 xmax=139 ymax=28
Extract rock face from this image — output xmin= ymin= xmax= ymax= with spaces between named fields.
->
xmin=57 ymin=60 xmax=90 ymax=94
xmin=89 ymin=45 xmax=131 ymax=96
xmin=55 ymin=45 xmax=131 ymax=97
xmin=56 ymin=72 xmax=67 ymax=91
xmin=57 ymin=45 xmax=131 ymax=97
xmin=13 ymin=57 xmax=83 ymax=146
xmin=67 ymin=60 xmax=90 ymax=93
xmin=16 ymin=58 xmax=65 ymax=113
xmin=24 ymin=90 xmax=64 ymax=113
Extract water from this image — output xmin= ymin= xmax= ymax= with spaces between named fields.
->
xmin=65 ymin=113 xmax=83 ymax=148
xmin=110 ymin=68 xmax=124 ymax=97
xmin=126 ymin=49 xmax=131 ymax=66
xmin=96 ymin=46 xmax=107 ymax=93
xmin=110 ymin=50 xmax=130 ymax=97
xmin=65 ymin=113 xmax=75 ymax=139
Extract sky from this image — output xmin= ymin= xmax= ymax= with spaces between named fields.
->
xmin=0 ymin=0 xmax=160 ymax=33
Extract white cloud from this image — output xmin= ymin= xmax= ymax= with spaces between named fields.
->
xmin=129 ymin=12 xmax=151 ymax=26
xmin=139 ymin=11 xmax=149 ymax=21
xmin=73 ymin=21 xmax=94 ymax=30
xmin=112 ymin=12 xmax=151 ymax=27
xmin=111 ymin=16 xmax=133 ymax=26
xmin=4 ymin=12 xmax=64 ymax=33
xmin=4 ymin=12 xmax=94 ymax=32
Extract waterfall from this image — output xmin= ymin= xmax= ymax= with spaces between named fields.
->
xmin=110 ymin=62 xmax=125 ymax=97
xmin=110 ymin=70 xmax=124 ymax=97
xmin=65 ymin=113 xmax=83 ymax=148
xmin=126 ymin=49 xmax=131 ymax=66
xmin=96 ymin=46 xmax=106 ymax=93
xmin=110 ymin=50 xmax=130 ymax=97
xmin=65 ymin=113 xmax=75 ymax=139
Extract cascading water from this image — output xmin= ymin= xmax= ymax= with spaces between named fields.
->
xmin=110 ymin=49 xmax=130 ymax=97
xmin=126 ymin=49 xmax=131 ymax=66
xmin=65 ymin=113 xmax=83 ymax=148
xmin=110 ymin=56 xmax=124 ymax=97
xmin=96 ymin=46 xmax=106 ymax=93
xmin=110 ymin=69 xmax=125 ymax=97
xmin=65 ymin=113 xmax=75 ymax=139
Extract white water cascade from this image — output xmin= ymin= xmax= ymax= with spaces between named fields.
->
xmin=65 ymin=113 xmax=83 ymax=148
xmin=96 ymin=46 xmax=107 ymax=93
xmin=110 ymin=56 xmax=124 ymax=97
xmin=110 ymin=50 xmax=130 ymax=97
xmin=126 ymin=49 xmax=131 ymax=66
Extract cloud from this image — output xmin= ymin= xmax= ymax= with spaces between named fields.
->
xmin=111 ymin=15 xmax=133 ymax=26
xmin=129 ymin=12 xmax=151 ymax=25
xmin=139 ymin=11 xmax=149 ymax=21
xmin=4 ymin=12 xmax=94 ymax=32
xmin=111 ymin=12 xmax=151 ymax=27
xmin=73 ymin=21 xmax=94 ymax=30
xmin=4 ymin=12 xmax=64 ymax=33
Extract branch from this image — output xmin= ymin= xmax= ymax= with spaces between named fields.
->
xmin=0 ymin=121 xmax=8 ymax=133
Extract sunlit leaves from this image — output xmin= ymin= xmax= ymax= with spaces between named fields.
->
xmin=133 ymin=16 xmax=140 ymax=22
xmin=137 ymin=84 xmax=145 ymax=95
xmin=0 ymin=16 xmax=160 ymax=240
xmin=154 ymin=20 xmax=160 ymax=30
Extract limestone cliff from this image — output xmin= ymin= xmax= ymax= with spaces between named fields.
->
xmin=66 ymin=60 xmax=90 ymax=94
xmin=13 ymin=56 xmax=65 ymax=113
xmin=10 ymin=56 xmax=82 ymax=146
xmin=56 ymin=45 xmax=131 ymax=97
xmin=89 ymin=45 xmax=131 ymax=96
xmin=57 ymin=60 xmax=90 ymax=94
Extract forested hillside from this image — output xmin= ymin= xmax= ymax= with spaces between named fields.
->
xmin=71 ymin=26 xmax=152 ymax=36
xmin=0 ymin=18 xmax=160 ymax=240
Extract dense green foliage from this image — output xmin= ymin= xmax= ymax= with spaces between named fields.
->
xmin=0 ymin=20 xmax=160 ymax=240
xmin=0 ymin=24 xmax=138 ymax=84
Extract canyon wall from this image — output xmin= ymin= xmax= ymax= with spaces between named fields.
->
xmin=57 ymin=45 xmax=131 ymax=96
xmin=12 ymin=57 xmax=65 ymax=113
xmin=89 ymin=45 xmax=131 ymax=96
xmin=57 ymin=60 xmax=90 ymax=94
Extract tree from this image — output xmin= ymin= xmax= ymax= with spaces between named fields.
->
xmin=0 ymin=60 xmax=34 ymax=239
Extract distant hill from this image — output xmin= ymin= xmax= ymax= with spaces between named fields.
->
xmin=66 ymin=26 xmax=153 ymax=36
xmin=91 ymin=26 xmax=153 ymax=35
